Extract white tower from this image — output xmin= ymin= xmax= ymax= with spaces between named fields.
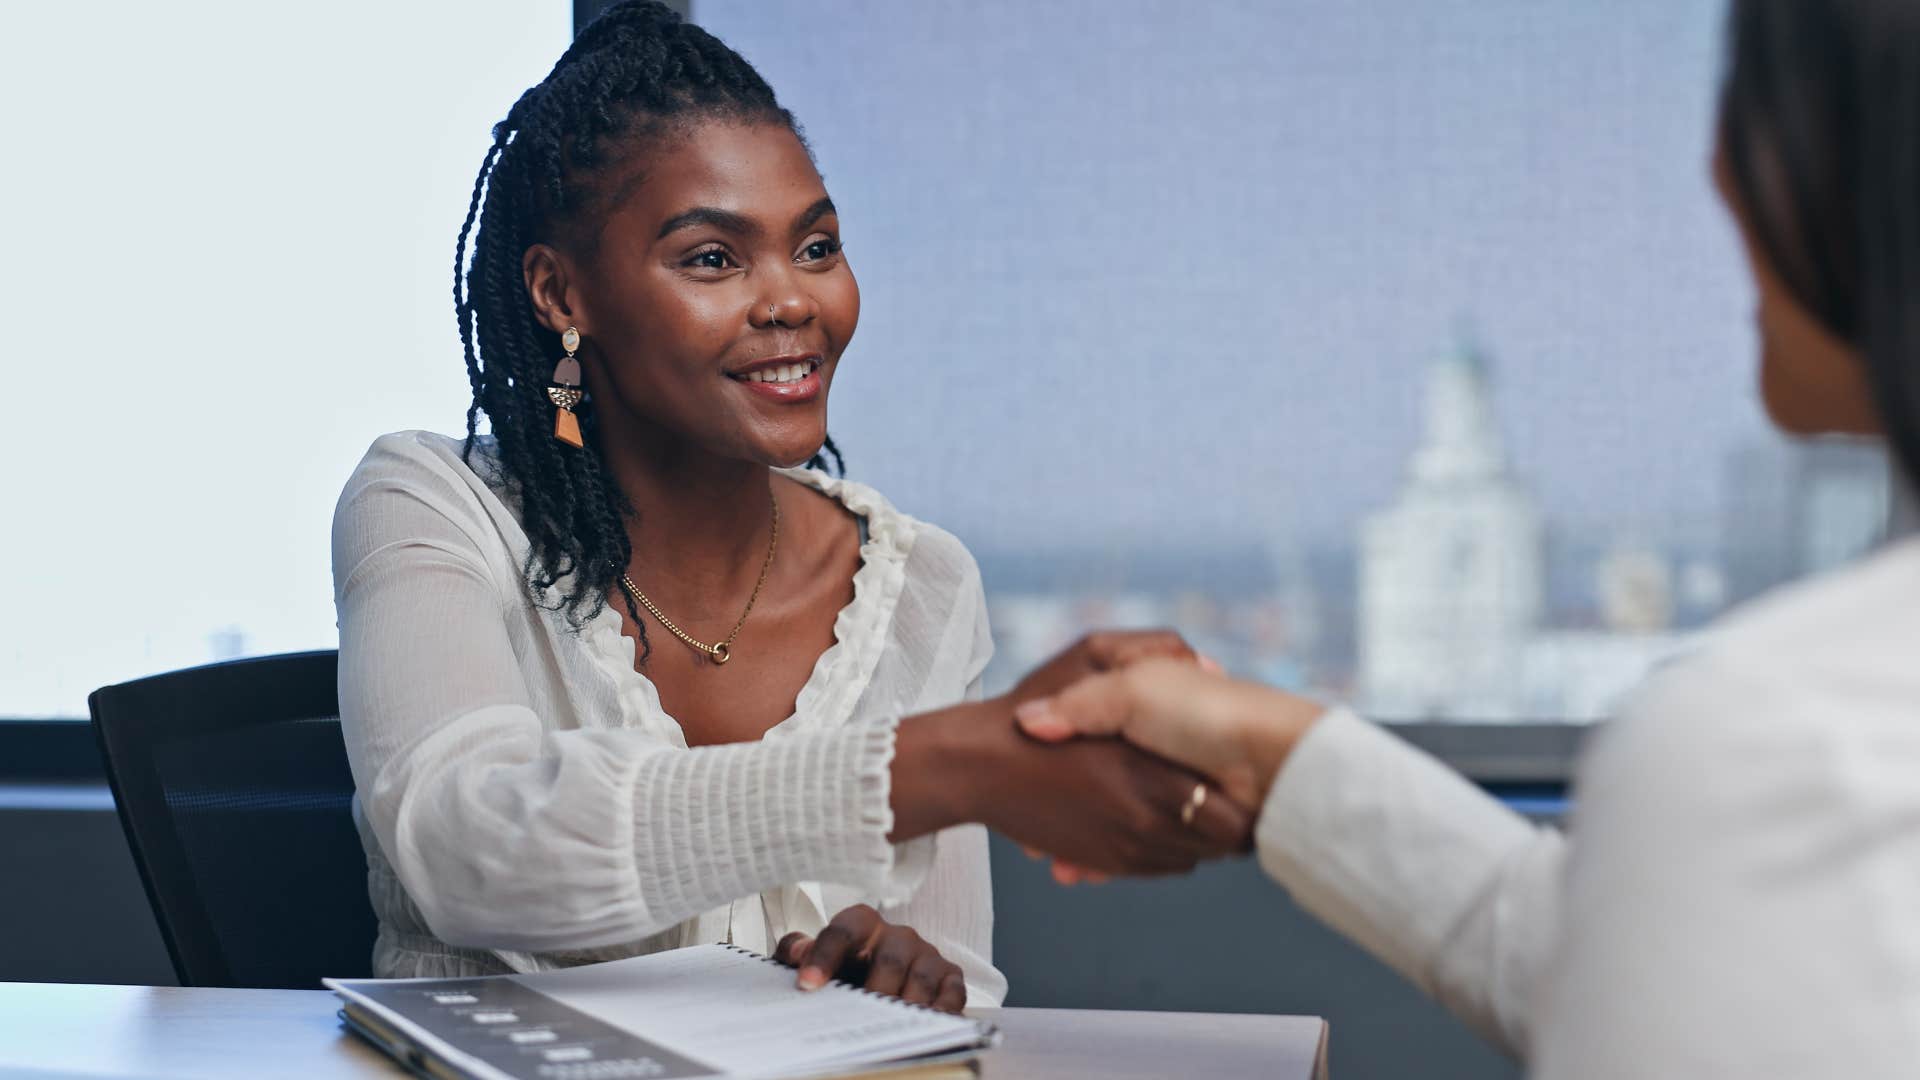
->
xmin=1359 ymin=341 xmax=1543 ymax=720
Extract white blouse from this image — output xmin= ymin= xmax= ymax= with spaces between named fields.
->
xmin=331 ymin=430 xmax=1006 ymax=1004
xmin=1256 ymin=536 xmax=1920 ymax=1076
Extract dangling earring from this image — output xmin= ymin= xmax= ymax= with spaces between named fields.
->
xmin=548 ymin=326 xmax=585 ymax=448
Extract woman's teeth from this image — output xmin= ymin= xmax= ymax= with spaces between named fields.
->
xmin=743 ymin=360 xmax=817 ymax=384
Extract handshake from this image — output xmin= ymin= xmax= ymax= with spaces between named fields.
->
xmin=789 ymin=631 xmax=1331 ymax=1011
xmin=889 ymin=630 xmax=1329 ymax=882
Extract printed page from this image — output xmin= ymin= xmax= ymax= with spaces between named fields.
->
xmin=528 ymin=946 xmax=989 ymax=1075
xmin=329 ymin=944 xmax=993 ymax=1080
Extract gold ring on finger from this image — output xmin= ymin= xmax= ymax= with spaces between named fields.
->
xmin=1179 ymin=783 xmax=1209 ymax=827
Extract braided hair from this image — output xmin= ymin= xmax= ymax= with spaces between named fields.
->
xmin=453 ymin=0 xmax=843 ymax=653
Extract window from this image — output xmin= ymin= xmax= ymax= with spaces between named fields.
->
xmin=0 ymin=2 xmax=1888 ymax=730
xmin=693 ymin=0 xmax=1889 ymax=724
xmin=0 ymin=1 xmax=570 ymax=718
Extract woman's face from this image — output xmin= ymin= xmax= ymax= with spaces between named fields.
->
xmin=1712 ymin=144 xmax=1881 ymax=437
xmin=530 ymin=119 xmax=859 ymax=468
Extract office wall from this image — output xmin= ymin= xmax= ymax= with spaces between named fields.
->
xmin=1 ymin=806 xmax=176 ymax=987
xmin=988 ymin=835 xmax=1518 ymax=1080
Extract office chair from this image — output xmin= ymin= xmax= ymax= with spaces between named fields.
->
xmin=89 ymin=650 xmax=377 ymax=989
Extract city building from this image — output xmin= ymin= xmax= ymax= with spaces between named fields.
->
xmin=1356 ymin=340 xmax=1711 ymax=723
xmin=1358 ymin=341 xmax=1544 ymax=720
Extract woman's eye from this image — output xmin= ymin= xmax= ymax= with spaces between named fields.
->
xmin=800 ymin=237 xmax=842 ymax=263
xmin=686 ymin=248 xmax=736 ymax=271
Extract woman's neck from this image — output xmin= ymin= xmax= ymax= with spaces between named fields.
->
xmin=601 ymin=434 xmax=779 ymax=590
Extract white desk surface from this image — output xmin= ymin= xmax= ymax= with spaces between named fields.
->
xmin=0 ymin=981 xmax=1328 ymax=1079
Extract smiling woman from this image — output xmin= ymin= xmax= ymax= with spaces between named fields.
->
xmin=514 ymin=119 xmax=861 ymax=687
xmin=331 ymin=0 xmax=1253 ymax=1014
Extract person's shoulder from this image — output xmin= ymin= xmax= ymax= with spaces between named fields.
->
xmin=334 ymin=429 xmax=507 ymax=535
xmin=1590 ymin=539 xmax=1920 ymax=806
xmin=1700 ymin=535 xmax=1920 ymax=674
xmin=779 ymin=468 xmax=983 ymax=588
xmin=341 ymin=430 xmax=496 ymax=498
xmin=1645 ymin=537 xmax=1920 ymax=741
xmin=350 ymin=429 xmax=484 ymax=480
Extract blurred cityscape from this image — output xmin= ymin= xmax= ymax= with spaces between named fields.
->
xmin=63 ymin=336 xmax=1894 ymax=726
xmin=979 ymin=338 xmax=1891 ymax=722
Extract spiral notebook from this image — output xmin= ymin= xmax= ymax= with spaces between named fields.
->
xmin=325 ymin=943 xmax=997 ymax=1080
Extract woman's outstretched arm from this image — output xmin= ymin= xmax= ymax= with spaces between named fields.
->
xmin=336 ymin=438 xmax=1249 ymax=956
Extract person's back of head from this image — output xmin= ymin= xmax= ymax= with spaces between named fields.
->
xmin=1719 ymin=0 xmax=1920 ymax=481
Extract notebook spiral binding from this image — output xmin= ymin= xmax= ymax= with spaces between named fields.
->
xmin=718 ymin=942 xmax=988 ymax=1030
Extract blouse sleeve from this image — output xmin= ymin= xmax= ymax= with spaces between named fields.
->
xmin=1254 ymin=708 xmax=1565 ymax=1058
xmin=877 ymin=552 xmax=1008 ymax=1005
xmin=333 ymin=437 xmax=927 ymax=955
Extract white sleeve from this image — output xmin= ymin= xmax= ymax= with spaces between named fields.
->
xmin=1254 ymin=708 xmax=1565 ymax=1058
xmin=878 ymin=563 xmax=1006 ymax=1005
xmin=333 ymin=445 xmax=926 ymax=955
xmin=1532 ymin=658 xmax=1920 ymax=1079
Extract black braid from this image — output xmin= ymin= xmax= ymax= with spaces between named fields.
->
xmin=452 ymin=0 xmax=844 ymax=654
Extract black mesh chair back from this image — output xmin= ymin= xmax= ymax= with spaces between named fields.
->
xmin=89 ymin=650 xmax=377 ymax=989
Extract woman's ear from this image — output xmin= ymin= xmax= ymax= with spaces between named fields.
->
xmin=523 ymin=243 xmax=582 ymax=336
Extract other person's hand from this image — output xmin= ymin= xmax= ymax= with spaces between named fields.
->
xmin=774 ymin=905 xmax=967 ymax=1014
xmin=1006 ymin=629 xmax=1218 ymax=706
xmin=892 ymin=695 xmax=1256 ymax=877
xmin=1001 ymin=631 xmax=1224 ymax=884
xmin=986 ymin=717 xmax=1257 ymax=876
xmin=1014 ymin=658 xmax=1327 ymax=811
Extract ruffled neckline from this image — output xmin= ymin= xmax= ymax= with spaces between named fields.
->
xmin=579 ymin=467 xmax=918 ymax=747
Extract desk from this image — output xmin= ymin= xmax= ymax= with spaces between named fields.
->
xmin=0 ymin=982 xmax=1327 ymax=1079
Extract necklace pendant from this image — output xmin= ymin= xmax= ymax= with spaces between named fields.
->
xmin=710 ymin=642 xmax=732 ymax=665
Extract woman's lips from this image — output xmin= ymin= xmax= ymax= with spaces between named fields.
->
xmin=729 ymin=357 xmax=823 ymax=403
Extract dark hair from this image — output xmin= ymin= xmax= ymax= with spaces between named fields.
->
xmin=1719 ymin=0 xmax=1920 ymax=486
xmin=453 ymin=0 xmax=841 ymax=651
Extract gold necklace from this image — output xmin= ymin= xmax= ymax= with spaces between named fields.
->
xmin=619 ymin=490 xmax=779 ymax=666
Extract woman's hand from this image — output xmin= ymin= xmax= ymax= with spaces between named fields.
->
xmin=988 ymin=725 xmax=1256 ymax=876
xmin=886 ymin=634 xmax=1252 ymax=880
xmin=774 ymin=905 xmax=967 ymax=1014
xmin=891 ymin=697 xmax=1256 ymax=875
xmin=1000 ymin=630 xmax=1226 ymax=883
xmin=1014 ymin=658 xmax=1326 ymax=810
xmin=1005 ymin=629 xmax=1215 ymax=706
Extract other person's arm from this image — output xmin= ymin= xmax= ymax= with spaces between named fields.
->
xmin=1018 ymin=660 xmax=1564 ymax=1057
